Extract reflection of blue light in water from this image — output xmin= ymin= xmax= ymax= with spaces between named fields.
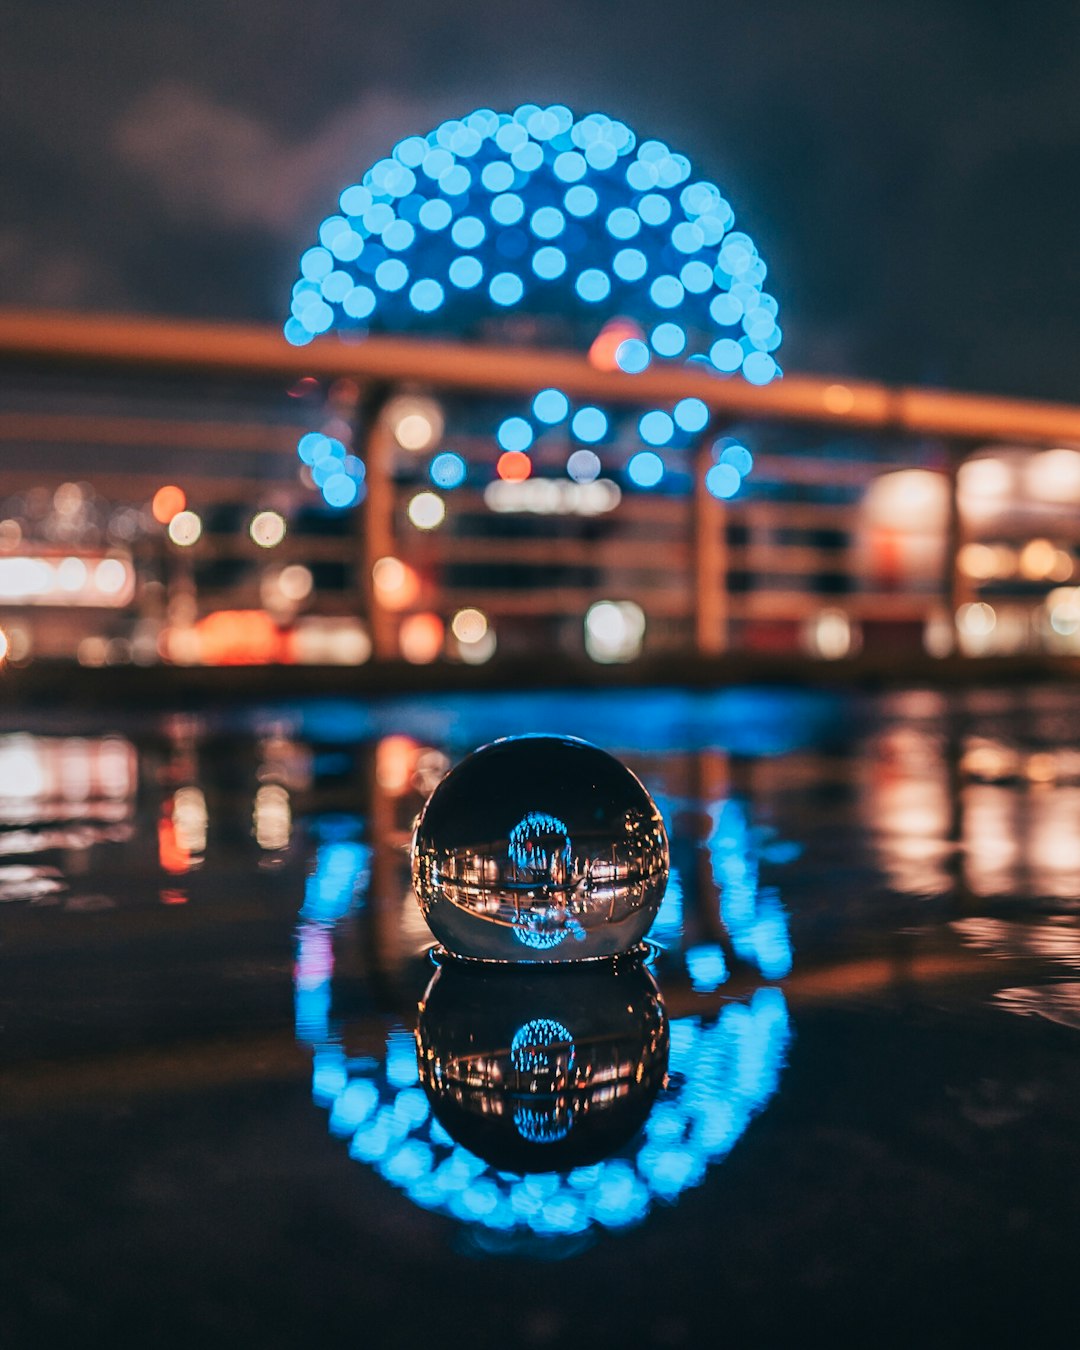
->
xmin=300 ymin=842 xmax=371 ymax=924
xmin=708 ymin=798 xmax=795 ymax=980
xmin=294 ymin=786 xmax=794 ymax=1248
xmin=685 ymin=944 xmax=729 ymax=992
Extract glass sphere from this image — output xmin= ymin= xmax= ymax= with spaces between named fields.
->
xmin=411 ymin=735 xmax=669 ymax=961
xmin=416 ymin=952 xmax=669 ymax=1171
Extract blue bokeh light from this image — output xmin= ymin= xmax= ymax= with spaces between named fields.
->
xmin=497 ymin=416 xmax=534 ymax=452
xmin=430 ymin=451 xmax=467 ymax=489
xmin=571 ymin=406 xmax=608 ymax=443
xmin=533 ymin=388 xmax=569 ymax=423
xmin=639 ymin=411 xmax=674 ymax=446
xmin=628 ymin=450 xmax=665 ymax=487
xmin=651 ymin=322 xmax=686 ymax=357
xmin=706 ymin=462 xmax=741 ymax=499
xmin=615 ymin=338 xmax=651 ymax=374
xmin=674 ymin=397 xmax=710 ymax=433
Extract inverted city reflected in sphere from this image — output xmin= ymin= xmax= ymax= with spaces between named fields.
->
xmin=411 ymin=735 xmax=669 ymax=961
xmin=416 ymin=954 xmax=669 ymax=1171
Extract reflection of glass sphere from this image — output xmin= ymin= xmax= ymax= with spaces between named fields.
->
xmin=411 ymin=735 xmax=669 ymax=961
xmin=416 ymin=954 xmax=669 ymax=1172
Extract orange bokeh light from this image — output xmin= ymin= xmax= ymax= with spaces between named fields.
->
xmin=194 ymin=610 xmax=288 ymax=666
xmin=376 ymin=734 xmax=420 ymax=795
xmin=399 ymin=612 xmax=444 ymax=664
xmin=497 ymin=451 xmax=532 ymax=483
xmin=151 ymin=485 xmax=187 ymax=524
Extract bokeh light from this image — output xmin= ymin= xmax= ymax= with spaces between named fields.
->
xmin=250 ymin=510 xmax=287 ymax=548
xmin=167 ymin=510 xmax=202 ymax=547
xmin=151 ymin=485 xmax=186 ymax=525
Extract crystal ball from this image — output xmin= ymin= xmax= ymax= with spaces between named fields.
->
xmin=411 ymin=734 xmax=669 ymax=962
xmin=416 ymin=953 xmax=669 ymax=1171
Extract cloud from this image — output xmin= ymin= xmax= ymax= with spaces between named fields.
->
xmin=112 ymin=81 xmax=461 ymax=236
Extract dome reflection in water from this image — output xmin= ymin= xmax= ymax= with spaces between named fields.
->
xmin=416 ymin=955 xmax=669 ymax=1172
xmin=411 ymin=736 xmax=669 ymax=961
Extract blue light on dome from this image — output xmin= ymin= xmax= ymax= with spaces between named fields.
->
xmin=650 ymin=275 xmax=684 ymax=309
xmin=409 ymin=278 xmax=444 ymax=312
xmin=742 ymin=351 xmax=779 ymax=385
xmin=481 ymin=160 xmax=515 ymax=192
xmin=418 ymin=198 xmax=452 ymax=231
xmin=448 ymin=255 xmax=483 ymax=289
xmin=554 ymin=150 xmax=586 ymax=182
xmin=532 ymin=246 xmax=567 ymax=280
xmin=300 ymin=247 xmax=333 ymax=281
xmin=615 ymin=338 xmax=650 ymax=373
xmin=606 ymin=207 xmax=640 ymax=240
xmin=451 ymin=216 xmax=486 ymax=249
xmin=651 ymin=322 xmax=686 ymax=357
xmin=340 ymin=184 xmax=373 ymax=215
xmin=439 ymin=164 xmax=472 ymax=196
xmin=575 ymin=268 xmax=611 ymax=302
xmin=710 ymin=338 xmax=744 ymax=373
xmin=343 ymin=284 xmax=376 ymax=318
xmin=491 ymin=193 xmax=525 ymax=225
xmin=639 ymin=410 xmax=674 ymax=445
xmin=430 ymin=452 xmax=467 ymax=489
xmin=283 ymin=318 xmax=313 ymax=345
xmin=706 ymin=462 xmax=741 ymax=499
xmin=530 ymin=206 xmax=565 ymax=239
xmin=489 ymin=272 xmax=524 ymax=306
xmin=320 ymin=270 xmax=352 ymax=303
xmin=680 ymin=260 xmax=713 ymax=294
xmin=533 ymin=388 xmax=569 ymax=423
xmin=613 ymin=248 xmax=647 ymax=282
xmin=382 ymin=220 xmax=415 ymax=252
xmin=563 ymin=184 xmax=598 ymax=217
xmin=638 ymin=193 xmax=671 ymax=226
xmin=671 ymin=221 xmax=704 ymax=254
xmin=710 ymin=292 xmax=742 ymax=325
xmin=497 ymin=416 xmax=534 ymax=452
xmin=286 ymin=102 xmax=783 ymax=506
xmin=674 ymin=397 xmax=710 ymax=433
xmin=628 ymin=450 xmax=664 ymax=487
xmin=511 ymin=141 xmax=544 ymax=173
xmin=300 ymin=299 xmax=334 ymax=334
xmin=375 ymin=259 xmax=408 ymax=292
xmin=571 ymin=406 xmax=608 ymax=443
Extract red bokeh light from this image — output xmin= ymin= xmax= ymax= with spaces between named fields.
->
xmin=151 ymin=485 xmax=186 ymax=524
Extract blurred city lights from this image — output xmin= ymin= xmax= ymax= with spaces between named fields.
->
xmin=407 ymin=491 xmax=446 ymax=530
xmin=151 ymin=485 xmax=186 ymax=525
xmin=277 ymin=563 xmax=314 ymax=603
xmin=400 ymin=612 xmax=444 ymax=664
xmin=250 ymin=510 xmax=287 ymax=548
xmin=451 ymin=607 xmax=489 ymax=644
xmin=384 ymin=395 xmax=444 ymax=452
xmin=566 ymin=449 xmax=601 ymax=483
xmin=373 ymin=556 xmax=421 ymax=610
xmin=0 ymin=627 xmax=8 ymax=665
xmin=168 ymin=510 xmax=202 ymax=547
xmin=585 ymin=599 xmax=646 ymax=662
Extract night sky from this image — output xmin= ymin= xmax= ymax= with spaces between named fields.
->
xmin=3 ymin=1 xmax=1079 ymax=401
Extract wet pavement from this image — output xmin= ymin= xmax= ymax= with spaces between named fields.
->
xmin=2 ymin=683 xmax=1079 ymax=1347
